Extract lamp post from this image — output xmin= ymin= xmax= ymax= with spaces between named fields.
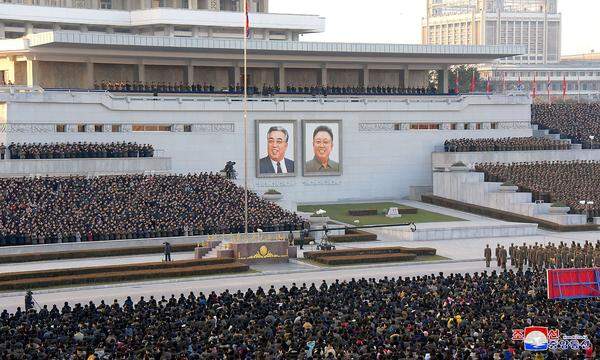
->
xmin=589 ymin=135 xmax=595 ymax=150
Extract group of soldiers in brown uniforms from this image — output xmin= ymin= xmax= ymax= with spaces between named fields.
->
xmin=485 ymin=240 xmax=600 ymax=270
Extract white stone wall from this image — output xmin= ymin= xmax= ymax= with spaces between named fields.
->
xmin=0 ymin=91 xmax=531 ymax=204
xmin=0 ymin=157 xmax=171 ymax=177
xmin=432 ymin=149 xmax=600 ymax=168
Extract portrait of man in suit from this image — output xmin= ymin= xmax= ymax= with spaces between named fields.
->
xmin=257 ymin=124 xmax=295 ymax=176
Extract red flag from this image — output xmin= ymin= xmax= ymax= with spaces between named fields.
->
xmin=469 ymin=72 xmax=476 ymax=93
xmin=486 ymin=76 xmax=491 ymax=94
xmin=454 ymin=71 xmax=460 ymax=94
xmin=532 ymin=73 xmax=537 ymax=98
xmin=245 ymin=0 xmax=250 ymax=38
xmin=562 ymin=75 xmax=567 ymax=99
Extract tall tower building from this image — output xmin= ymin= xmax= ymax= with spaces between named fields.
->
xmin=422 ymin=0 xmax=561 ymax=64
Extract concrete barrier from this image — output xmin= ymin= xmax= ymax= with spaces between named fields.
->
xmin=0 ymin=157 xmax=171 ymax=176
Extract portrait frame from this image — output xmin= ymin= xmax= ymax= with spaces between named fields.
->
xmin=255 ymin=120 xmax=298 ymax=178
xmin=302 ymin=120 xmax=343 ymax=177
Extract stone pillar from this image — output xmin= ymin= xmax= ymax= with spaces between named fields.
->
xmin=53 ymin=24 xmax=61 ymax=32
xmin=85 ymin=61 xmax=94 ymax=89
xmin=191 ymin=26 xmax=200 ymax=37
xmin=362 ymin=66 xmax=369 ymax=87
xmin=207 ymin=27 xmax=214 ymax=37
xmin=0 ymin=23 xmax=5 ymax=39
xmin=140 ymin=0 xmax=152 ymax=9
xmin=26 ymin=60 xmax=39 ymax=87
xmin=189 ymin=0 xmax=197 ymax=8
xmin=233 ymin=65 xmax=241 ymax=86
xmin=320 ymin=66 xmax=327 ymax=87
xmin=91 ymin=0 xmax=99 ymax=9
xmin=442 ymin=67 xmax=449 ymax=94
xmin=259 ymin=0 xmax=267 ymax=12
xmin=263 ymin=29 xmax=270 ymax=40
xmin=80 ymin=25 xmax=88 ymax=32
xmin=186 ymin=62 xmax=194 ymax=84
xmin=106 ymin=27 xmax=114 ymax=33
xmin=403 ymin=66 xmax=410 ymax=88
xmin=278 ymin=64 xmax=286 ymax=89
xmin=24 ymin=23 xmax=34 ymax=35
xmin=164 ymin=25 xmax=174 ymax=37
xmin=286 ymin=31 xmax=293 ymax=41
xmin=137 ymin=62 xmax=145 ymax=83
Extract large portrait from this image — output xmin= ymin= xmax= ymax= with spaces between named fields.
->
xmin=256 ymin=120 xmax=297 ymax=178
xmin=303 ymin=120 xmax=342 ymax=176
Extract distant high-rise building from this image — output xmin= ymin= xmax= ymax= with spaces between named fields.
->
xmin=422 ymin=0 xmax=561 ymax=64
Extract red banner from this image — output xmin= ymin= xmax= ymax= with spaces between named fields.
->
xmin=547 ymin=268 xmax=600 ymax=300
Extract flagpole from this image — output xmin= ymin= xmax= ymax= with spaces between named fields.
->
xmin=243 ymin=0 xmax=249 ymax=235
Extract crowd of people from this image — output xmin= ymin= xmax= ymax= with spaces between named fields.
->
xmin=0 ymin=173 xmax=303 ymax=246
xmin=95 ymin=80 xmax=439 ymax=97
xmin=0 ymin=142 xmax=154 ymax=160
xmin=532 ymin=103 xmax=600 ymax=148
xmin=475 ymin=161 xmax=600 ymax=217
xmin=444 ymin=137 xmax=570 ymax=152
xmin=0 ymin=270 xmax=596 ymax=358
xmin=485 ymin=241 xmax=600 ymax=271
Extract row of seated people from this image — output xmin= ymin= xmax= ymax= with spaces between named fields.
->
xmin=532 ymin=103 xmax=600 ymax=148
xmin=1 ymin=270 xmax=596 ymax=358
xmin=0 ymin=173 xmax=303 ymax=247
xmin=0 ymin=142 xmax=154 ymax=160
xmin=95 ymin=80 xmax=438 ymax=96
xmin=474 ymin=160 xmax=600 ymax=218
xmin=444 ymin=137 xmax=570 ymax=152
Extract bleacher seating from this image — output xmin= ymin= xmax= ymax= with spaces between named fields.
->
xmin=444 ymin=137 xmax=570 ymax=152
xmin=0 ymin=173 xmax=303 ymax=246
xmin=0 ymin=142 xmax=154 ymax=160
xmin=532 ymin=103 xmax=600 ymax=148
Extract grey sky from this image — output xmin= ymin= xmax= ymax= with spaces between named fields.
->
xmin=270 ymin=0 xmax=599 ymax=56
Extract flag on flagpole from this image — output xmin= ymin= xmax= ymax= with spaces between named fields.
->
xmin=454 ymin=71 xmax=460 ymax=94
xmin=469 ymin=72 xmax=476 ymax=93
xmin=562 ymin=75 xmax=567 ymax=99
xmin=244 ymin=0 xmax=250 ymax=38
xmin=486 ymin=76 xmax=491 ymax=94
xmin=532 ymin=72 xmax=537 ymax=98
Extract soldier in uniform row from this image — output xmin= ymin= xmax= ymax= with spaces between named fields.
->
xmin=486 ymin=240 xmax=600 ymax=270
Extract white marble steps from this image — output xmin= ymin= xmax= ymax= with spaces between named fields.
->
xmin=377 ymin=221 xmax=538 ymax=241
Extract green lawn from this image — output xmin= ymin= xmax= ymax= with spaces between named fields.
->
xmin=297 ymin=202 xmax=463 ymax=225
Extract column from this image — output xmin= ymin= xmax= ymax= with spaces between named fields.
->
xmin=189 ymin=0 xmax=197 ymax=9
xmin=0 ymin=23 xmax=5 ymax=39
xmin=53 ymin=24 xmax=61 ymax=32
xmin=259 ymin=0 xmax=267 ymax=12
xmin=164 ymin=25 xmax=174 ymax=37
xmin=85 ymin=61 xmax=94 ymax=89
xmin=80 ymin=25 xmax=88 ymax=32
xmin=137 ymin=62 xmax=145 ymax=83
xmin=263 ymin=29 xmax=270 ymax=40
xmin=286 ymin=31 xmax=293 ymax=41
xmin=106 ymin=27 xmax=114 ymax=33
xmin=24 ymin=23 xmax=34 ymax=35
xmin=26 ymin=60 xmax=39 ymax=87
xmin=191 ymin=26 xmax=200 ymax=37
xmin=278 ymin=64 xmax=285 ymax=89
xmin=442 ymin=67 xmax=449 ymax=94
xmin=320 ymin=65 xmax=327 ymax=87
xmin=362 ymin=66 xmax=369 ymax=88
xmin=186 ymin=62 xmax=194 ymax=84
xmin=233 ymin=65 xmax=241 ymax=86
xmin=403 ymin=66 xmax=410 ymax=88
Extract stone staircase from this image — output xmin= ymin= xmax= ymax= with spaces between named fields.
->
xmin=202 ymin=241 xmax=226 ymax=259
xmin=433 ymin=170 xmax=587 ymax=226
xmin=531 ymin=124 xmax=581 ymax=149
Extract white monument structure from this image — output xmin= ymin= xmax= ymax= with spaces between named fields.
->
xmin=0 ymin=0 xmax=531 ymax=207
